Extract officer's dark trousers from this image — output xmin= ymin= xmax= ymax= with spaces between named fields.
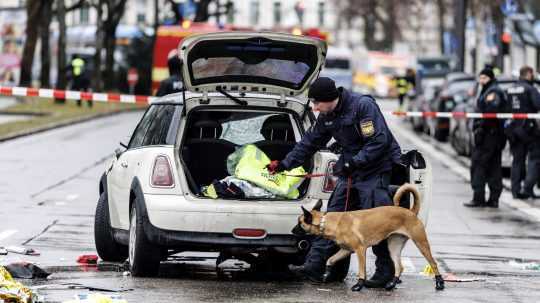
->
xmin=510 ymin=140 xmax=528 ymax=197
xmin=304 ymin=173 xmax=393 ymax=277
xmin=523 ymin=140 xmax=540 ymax=193
xmin=470 ymin=132 xmax=504 ymax=203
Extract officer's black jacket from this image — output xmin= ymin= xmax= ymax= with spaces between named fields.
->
xmin=281 ymin=88 xmax=402 ymax=179
xmin=507 ymin=79 xmax=540 ymax=137
xmin=156 ymin=74 xmax=183 ymax=97
xmin=475 ymin=80 xmax=507 ymax=130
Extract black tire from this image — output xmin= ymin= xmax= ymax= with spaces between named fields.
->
xmin=94 ymin=193 xmax=128 ymax=262
xmin=128 ymin=200 xmax=161 ymax=277
xmin=434 ymin=128 xmax=448 ymax=142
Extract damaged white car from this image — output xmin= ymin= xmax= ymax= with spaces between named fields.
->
xmin=94 ymin=32 xmax=432 ymax=278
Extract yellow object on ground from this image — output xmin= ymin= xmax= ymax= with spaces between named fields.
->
xmin=421 ymin=264 xmax=435 ymax=276
xmin=228 ymin=144 xmax=306 ymax=199
xmin=63 ymin=293 xmax=128 ymax=303
xmin=0 ymin=266 xmax=34 ymax=303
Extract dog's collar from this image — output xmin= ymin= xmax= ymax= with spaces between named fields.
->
xmin=319 ymin=214 xmax=327 ymax=233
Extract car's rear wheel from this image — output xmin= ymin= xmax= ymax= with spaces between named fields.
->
xmin=128 ymin=201 xmax=161 ymax=277
xmin=94 ymin=193 xmax=128 ymax=262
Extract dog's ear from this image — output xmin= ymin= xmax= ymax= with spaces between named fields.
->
xmin=313 ymin=199 xmax=323 ymax=211
xmin=301 ymin=206 xmax=313 ymax=224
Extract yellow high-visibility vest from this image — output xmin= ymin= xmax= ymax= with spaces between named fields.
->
xmin=228 ymin=144 xmax=306 ymax=199
xmin=71 ymin=58 xmax=85 ymax=76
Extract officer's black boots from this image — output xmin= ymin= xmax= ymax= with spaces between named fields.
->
xmin=463 ymin=200 xmax=486 ymax=207
xmin=288 ymin=264 xmax=323 ymax=283
xmin=365 ymin=242 xmax=395 ymax=288
xmin=486 ymin=200 xmax=499 ymax=208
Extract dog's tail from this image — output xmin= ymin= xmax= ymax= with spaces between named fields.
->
xmin=393 ymin=183 xmax=421 ymax=216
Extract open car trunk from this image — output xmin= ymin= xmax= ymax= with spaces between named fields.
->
xmin=180 ymin=107 xmax=312 ymax=199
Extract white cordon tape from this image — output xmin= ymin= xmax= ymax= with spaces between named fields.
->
xmin=0 ymin=86 xmax=158 ymax=104
xmin=386 ymin=111 xmax=540 ymax=120
xmin=1 ymin=86 xmax=540 ymax=119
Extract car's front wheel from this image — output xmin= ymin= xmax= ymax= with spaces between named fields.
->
xmin=94 ymin=193 xmax=128 ymax=262
xmin=128 ymin=200 xmax=161 ymax=277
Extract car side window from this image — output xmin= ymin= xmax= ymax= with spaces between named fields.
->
xmin=142 ymin=105 xmax=178 ymax=146
xmin=128 ymin=105 xmax=159 ymax=149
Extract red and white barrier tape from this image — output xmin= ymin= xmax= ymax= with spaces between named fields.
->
xmin=386 ymin=111 xmax=540 ymax=119
xmin=0 ymin=86 xmax=158 ymax=104
xmin=2 ymin=86 xmax=540 ymax=119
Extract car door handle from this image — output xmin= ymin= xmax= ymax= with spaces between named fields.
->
xmin=120 ymin=162 xmax=128 ymax=168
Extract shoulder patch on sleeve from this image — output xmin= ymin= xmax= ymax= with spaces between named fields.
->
xmin=360 ymin=120 xmax=375 ymax=137
xmin=486 ymin=93 xmax=496 ymax=102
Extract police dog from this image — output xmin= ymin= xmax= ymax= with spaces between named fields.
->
xmin=291 ymin=183 xmax=445 ymax=291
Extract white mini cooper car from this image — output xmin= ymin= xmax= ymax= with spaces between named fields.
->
xmin=94 ymin=32 xmax=432 ymax=278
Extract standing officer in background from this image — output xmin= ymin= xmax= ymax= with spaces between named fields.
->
xmin=506 ymin=66 xmax=540 ymax=199
xmin=464 ymin=68 xmax=507 ymax=208
xmin=395 ymin=68 xmax=416 ymax=111
xmin=156 ymin=50 xmax=184 ymax=97
xmin=268 ymin=77 xmax=402 ymax=287
xmin=70 ymin=55 xmax=91 ymax=107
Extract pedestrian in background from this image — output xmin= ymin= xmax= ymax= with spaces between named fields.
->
xmin=464 ymin=68 xmax=507 ymax=208
xmin=506 ymin=66 xmax=540 ymax=199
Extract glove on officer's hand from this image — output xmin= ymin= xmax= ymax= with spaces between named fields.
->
xmin=341 ymin=161 xmax=356 ymax=176
xmin=334 ymin=155 xmax=356 ymax=176
xmin=267 ymin=160 xmax=286 ymax=175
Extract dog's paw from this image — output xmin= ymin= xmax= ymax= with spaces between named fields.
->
xmin=351 ymin=279 xmax=365 ymax=292
xmin=384 ymin=277 xmax=400 ymax=291
xmin=435 ymin=275 xmax=445 ymax=290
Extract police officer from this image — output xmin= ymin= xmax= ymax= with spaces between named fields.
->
xmin=395 ymin=68 xmax=415 ymax=111
xmin=506 ymin=66 xmax=540 ymax=199
xmin=268 ymin=77 xmax=402 ymax=286
xmin=464 ymin=68 xmax=507 ymax=208
xmin=156 ymin=50 xmax=184 ymax=97
xmin=70 ymin=55 xmax=91 ymax=107
xmin=509 ymin=66 xmax=540 ymax=198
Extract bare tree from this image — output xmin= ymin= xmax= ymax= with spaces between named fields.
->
xmin=39 ymin=0 xmax=54 ymax=88
xmin=19 ymin=0 xmax=42 ymax=87
xmin=56 ymin=0 xmax=88 ymax=90
xmin=337 ymin=0 xmax=415 ymax=51
xmin=88 ymin=0 xmax=127 ymax=91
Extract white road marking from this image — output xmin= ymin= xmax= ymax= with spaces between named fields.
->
xmin=0 ymin=229 xmax=18 ymax=241
xmin=389 ymin=120 xmax=540 ymax=222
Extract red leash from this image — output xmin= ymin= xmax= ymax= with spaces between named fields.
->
xmin=281 ymin=172 xmax=353 ymax=211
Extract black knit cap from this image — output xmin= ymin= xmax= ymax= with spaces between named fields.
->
xmin=308 ymin=77 xmax=339 ymax=102
xmin=479 ymin=68 xmax=495 ymax=79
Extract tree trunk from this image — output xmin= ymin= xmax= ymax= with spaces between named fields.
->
xmin=39 ymin=0 xmax=53 ymax=88
xmin=437 ymin=0 xmax=447 ymax=54
xmin=194 ymin=0 xmax=213 ymax=22
xmin=104 ymin=28 xmax=116 ymax=90
xmin=92 ymin=2 xmax=105 ymax=91
xmin=19 ymin=0 xmax=42 ymax=87
xmin=56 ymin=0 xmax=68 ymax=90
xmin=103 ymin=0 xmax=127 ymax=90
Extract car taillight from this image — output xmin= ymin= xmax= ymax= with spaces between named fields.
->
xmin=151 ymin=155 xmax=174 ymax=187
xmin=323 ymin=161 xmax=338 ymax=192
xmin=232 ymin=228 xmax=267 ymax=239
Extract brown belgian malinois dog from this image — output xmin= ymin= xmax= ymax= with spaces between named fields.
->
xmin=291 ymin=183 xmax=445 ymax=291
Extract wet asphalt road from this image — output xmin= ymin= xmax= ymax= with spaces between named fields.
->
xmin=0 ymin=100 xmax=539 ymax=302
